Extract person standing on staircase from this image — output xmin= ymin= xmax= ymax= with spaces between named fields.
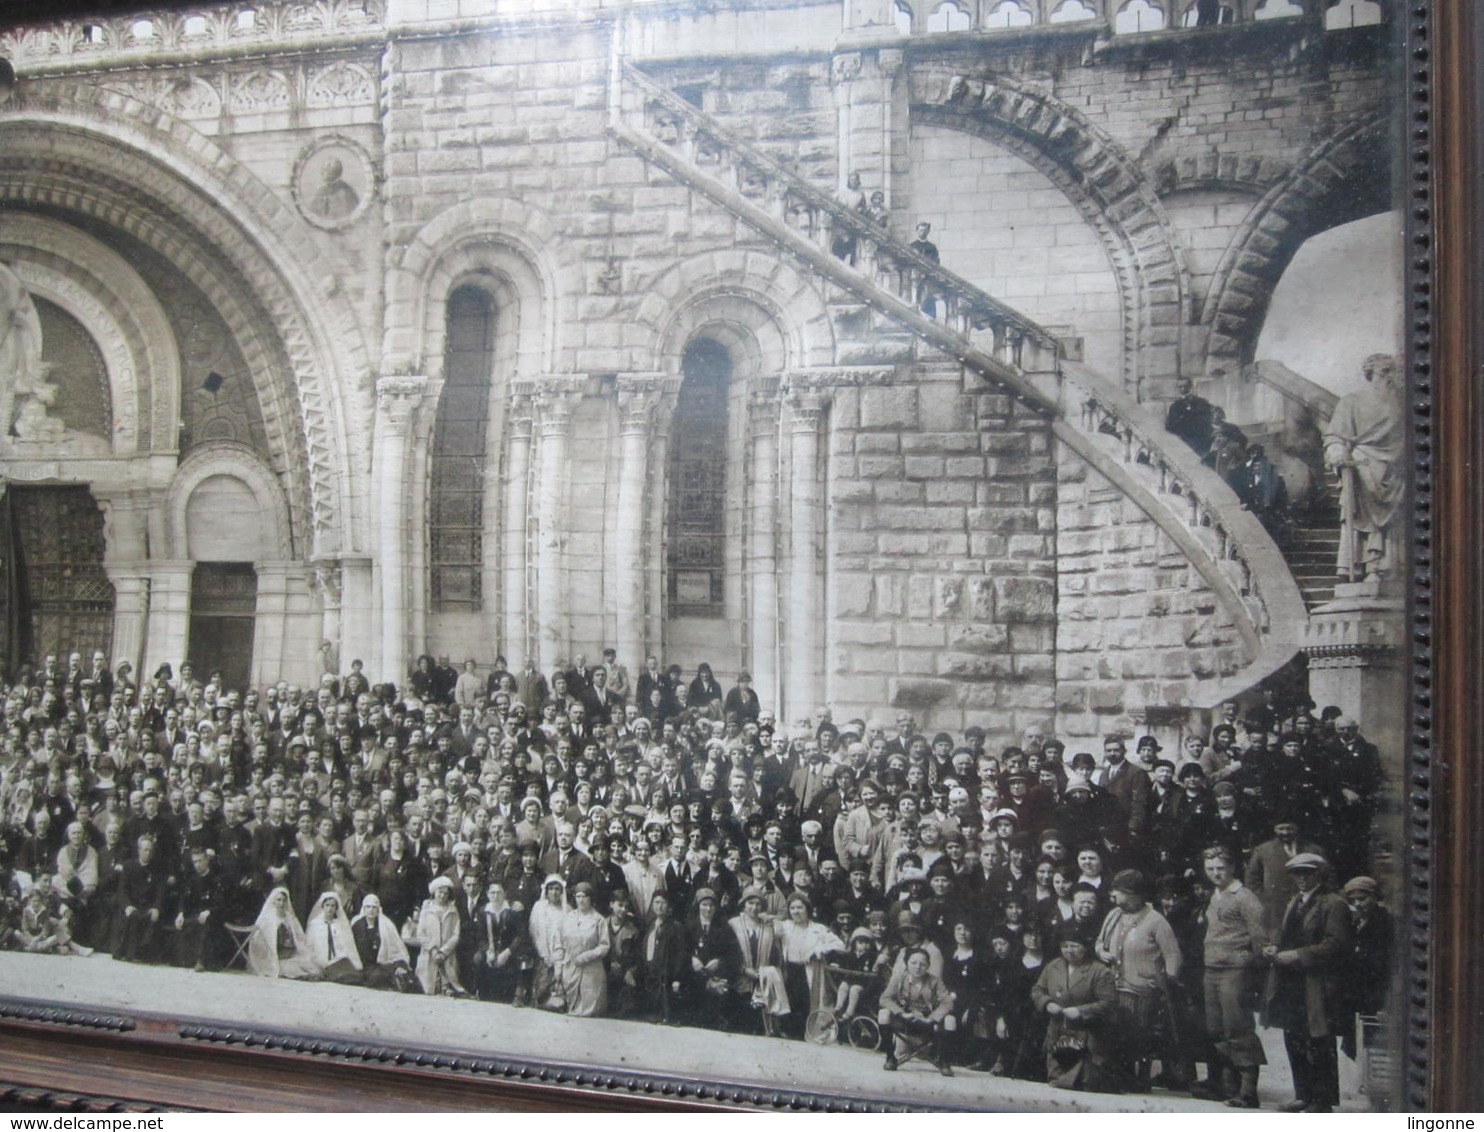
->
xmin=1165 ymin=379 xmax=1216 ymax=457
xmin=909 ymin=221 xmax=942 ymax=318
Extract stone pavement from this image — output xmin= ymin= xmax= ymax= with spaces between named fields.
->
xmin=0 ymin=951 xmax=1368 ymax=1112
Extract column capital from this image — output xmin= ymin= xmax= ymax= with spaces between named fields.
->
xmin=616 ymin=372 xmax=675 ymax=434
xmin=787 ymin=392 xmax=829 ymax=433
xmin=376 ymin=374 xmax=428 ymax=433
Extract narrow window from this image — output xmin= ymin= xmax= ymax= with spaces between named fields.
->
xmin=667 ymin=339 xmax=731 ymax=618
xmin=430 ymin=287 xmax=495 ymax=610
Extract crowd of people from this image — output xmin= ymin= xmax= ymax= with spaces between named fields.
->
xmin=0 ymin=646 xmax=1393 ymax=1110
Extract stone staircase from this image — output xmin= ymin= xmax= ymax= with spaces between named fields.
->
xmin=1287 ymin=477 xmax=1344 ymax=610
xmin=608 ymin=59 xmax=1311 ymax=704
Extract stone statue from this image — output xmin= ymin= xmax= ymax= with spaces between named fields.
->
xmin=1323 ymin=353 xmax=1405 ymax=581
xmin=0 ymin=261 xmax=58 ymax=443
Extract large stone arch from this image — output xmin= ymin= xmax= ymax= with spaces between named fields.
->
xmin=912 ymin=69 xmax=1192 ymax=397
xmin=635 ymin=249 xmax=835 ymax=375
xmin=0 ymin=210 xmax=176 ymax=454
xmin=165 ymin=441 xmax=294 ymax=562
xmin=386 ymin=198 xmax=571 ymax=379
xmin=1201 ymin=112 xmax=1393 ymax=374
xmin=0 ymin=82 xmax=368 ymax=556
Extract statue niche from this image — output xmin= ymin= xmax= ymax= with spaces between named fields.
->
xmin=0 ymin=263 xmax=111 ymax=456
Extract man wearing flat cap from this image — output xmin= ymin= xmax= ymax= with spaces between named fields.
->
xmin=1263 ymin=852 xmax=1352 ymax=1113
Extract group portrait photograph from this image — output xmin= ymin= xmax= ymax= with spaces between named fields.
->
xmin=0 ymin=0 xmax=1426 ymax=1113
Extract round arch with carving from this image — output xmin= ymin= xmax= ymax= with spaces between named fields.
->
xmin=913 ymin=70 xmax=1192 ymax=395
xmin=0 ymin=83 xmax=368 ymax=556
xmin=0 ymin=212 xmax=178 ymax=454
xmin=636 ymin=249 xmax=834 ymax=376
xmin=165 ymin=441 xmax=294 ymax=562
xmin=1200 ymin=113 xmax=1392 ymax=374
xmin=386 ymin=198 xmax=573 ymax=380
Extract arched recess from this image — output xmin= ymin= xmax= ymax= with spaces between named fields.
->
xmin=0 ymin=213 xmax=176 ymax=454
xmin=0 ymin=82 xmax=366 ymax=557
xmin=648 ymin=285 xmax=796 ymax=676
xmin=165 ymin=442 xmax=294 ymax=563
xmin=635 ymin=248 xmax=834 ymax=371
xmin=386 ymin=198 xmax=568 ymax=380
xmin=1201 ymin=113 xmax=1393 ymax=374
xmin=914 ymin=70 xmax=1193 ymax=397
xmin=391 ymin=206 xmax=561 ymax=658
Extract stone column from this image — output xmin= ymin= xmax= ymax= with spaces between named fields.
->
xmin=312 ymin=560 xmax=343 ymax=672
xmin=614 ymin=375 xmax=665 ymax=677
xmin=141 ymin=561 xmax=194 ymax=679
xmin=748 ymin=388 xmax=782 ymax=712
xmin=405 ymin=377 xmax=443 ymax=662
xmin=253 ymin=561 xmax=302 ymax=689
xmin=338 ymin=556 xmax=375 ymax=676
xmin=504 ymin=394 xmax=535 ymax=667
xmin=375 ymin=375 xmax=426 ymax=684
xmin=534 ymin=383 xmax=579 ymax=672
xmin=94 ymin=489 xmax=151 ymax=677
xmin=785 ymin=389 xmax=828 ymax=720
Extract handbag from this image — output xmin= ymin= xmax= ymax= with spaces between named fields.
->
xmin=1051 ymin=1031 xmax=1088 ymax=1068
xmin=276 ymin=922 xmax=296 ymax=960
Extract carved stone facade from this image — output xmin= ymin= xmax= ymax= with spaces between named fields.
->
xmin=0 ymin=0 xmax=1400 ymax=742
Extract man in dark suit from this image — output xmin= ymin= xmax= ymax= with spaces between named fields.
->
xmin=1263 ymin=854 xmax=1352 ymax=1113
xmin=1095 ymin=736 xmax=1151 ymax=861
xmin=662 ymin=833 xmax=696 ymax=918
xmin=538 ymin=820 xmax=596 ymax=903
xmin=1165 ymin=378 xmax=1217 ymax=456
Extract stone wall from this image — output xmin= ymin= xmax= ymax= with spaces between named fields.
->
xmin=825 ymin=363 xmax=1058 ymax=738
xmin=1053 ymin=441 xmax=1247 ymax=742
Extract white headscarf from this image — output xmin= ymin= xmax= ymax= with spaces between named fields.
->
xmin=350 ymin=894 xmax=410 ymax=967
xmin=304 ymin=891 xmax=362 ymax=971
xmin=246 ymin=885 xmax=313 ymax=978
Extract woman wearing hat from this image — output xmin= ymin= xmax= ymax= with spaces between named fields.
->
xmin=559 ymin=880 xmax=611 ymax=1016
xmin=729 ymin=886 xmax=788 ymax=1035
xmin=413 ymin=875 xmax=466 ymax=995
xmin=1031 ymin=919 xmax=1121 ymax=1091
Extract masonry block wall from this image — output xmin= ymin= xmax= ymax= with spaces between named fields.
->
xmin=1053 ymin=443 xmax=1246 ymax=743
xmin=825 ymin=365 xmax=1058 ymax=736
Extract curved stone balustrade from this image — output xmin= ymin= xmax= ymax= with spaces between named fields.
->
xmin=1057 ymin=360 xmax=1310 ymax=699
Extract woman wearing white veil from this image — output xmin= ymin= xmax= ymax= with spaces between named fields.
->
xmin=246 ymin=886 xmax=320 ymax=979
xmin=349 ymin=894 xmax=415 ymax=991
xmin=304 ymin=891 xmax=363 ymax=984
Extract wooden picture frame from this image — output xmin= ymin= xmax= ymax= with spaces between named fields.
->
xmin=0 ymin=0 xmax=1468 ymax=1112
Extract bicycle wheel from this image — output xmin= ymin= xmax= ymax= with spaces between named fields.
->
xmin=805 ymin=1008 xmax=839 ymax=1044
xmin=847 ymin=1015 xmax=881 ymax=1050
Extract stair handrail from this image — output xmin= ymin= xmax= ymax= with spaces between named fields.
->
xmin=615 ymin=60 xmax=1059 ymax=354
xmin=1058 ymin=361 xmax=1310 ymax=695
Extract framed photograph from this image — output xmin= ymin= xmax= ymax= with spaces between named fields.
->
xmin=0 ymin=0 xmax=1467 ymax=1113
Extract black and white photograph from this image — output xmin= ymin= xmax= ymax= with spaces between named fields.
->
xmin=0 ymin=0 xmax=1417 ymax=1113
